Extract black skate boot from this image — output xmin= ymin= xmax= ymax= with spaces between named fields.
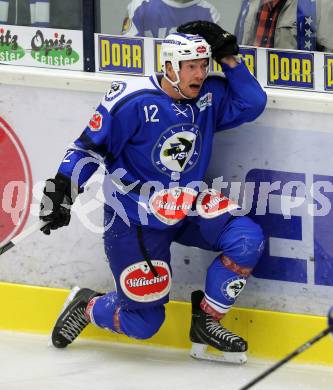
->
xmin=189 ymin=290 xmax=247 ymax=364
xmin=51 ymin=286 xmax=102 ymax=348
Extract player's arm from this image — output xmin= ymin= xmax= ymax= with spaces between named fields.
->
xmin=177 ymin=21 xmax=267 ymax=130
xmin=58 ymin=104 xmax=114 ymax=190
xmin=214 ymin=60 xmax=267 ymax=131
xmin=40 ymin=97 xmax=137 ymax=234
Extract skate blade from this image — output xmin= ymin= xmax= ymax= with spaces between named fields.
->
xmin=190 ymin=342 xmax=247 ymax=364
xmin=47 ymin=286 xmax=81 ymax=347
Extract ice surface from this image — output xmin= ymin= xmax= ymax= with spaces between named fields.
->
xmin=0 ymin=331 xmax=332 ymax=390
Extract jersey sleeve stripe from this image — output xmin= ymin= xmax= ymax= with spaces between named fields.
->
xmin=75 ymin=132 xmax=108 ymax=158
xmin=68 ymin=143 xmax=105 ymax=163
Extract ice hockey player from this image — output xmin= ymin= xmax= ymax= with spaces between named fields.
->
xmin=40 ymin=21 xmax=267 ymax=364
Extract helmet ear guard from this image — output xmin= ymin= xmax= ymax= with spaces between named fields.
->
xmin=160 ymin=33 xmax=212 ymax=97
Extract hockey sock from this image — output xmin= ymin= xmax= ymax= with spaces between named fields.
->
xmin=90 ymin=291 xmax=166 ymax=339
xmin=89 ymin=291 xmax=120 ymax=333
xmin=203 ymin=217 xmax=264 ymax=318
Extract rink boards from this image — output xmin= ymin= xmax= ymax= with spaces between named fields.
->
xmin=0 ymin=282 xmax=332 ymax=365
xmin=0 ymin=67 xmax=333 ymax=364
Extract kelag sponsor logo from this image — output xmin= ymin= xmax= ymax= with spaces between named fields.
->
xmin=30 ymin=30 xmax=79 ymax=66
xmin=0 ymin=28 xmax=25 ymax=62
xmin=196 ymin=189 xmax=239 ymax=219
xmin=98 ymin=35 xmax=144 ymax=74
xmin=267 ymin=50 xmax=314 ymax=89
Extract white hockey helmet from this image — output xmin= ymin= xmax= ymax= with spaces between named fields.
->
xmin=160 ymin=33 xmax=211 ymax=92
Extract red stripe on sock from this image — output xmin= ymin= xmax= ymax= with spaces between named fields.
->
xmin=85 ymin=296 xmax=99 ymax=321
xmin=200 ymin=297 xmax=224 ymax=320
xmin=220 ymin=255 xmax=252 ymax=277
xmin=113 ymin=307 xmax=122 ymax=333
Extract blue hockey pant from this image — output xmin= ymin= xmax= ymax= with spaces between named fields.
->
xmin=91 ymin=210 xmax=264 ymax=339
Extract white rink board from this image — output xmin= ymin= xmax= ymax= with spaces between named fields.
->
xmin=1 ymin=76 xmax=333 ymax=317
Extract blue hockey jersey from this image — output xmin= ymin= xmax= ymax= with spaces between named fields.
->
xmin=58 ymin=62 xmax=267 ymax=229
xmin=121 ymin=0 xmax=220 ymax=38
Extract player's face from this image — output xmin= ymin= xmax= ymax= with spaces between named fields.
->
xmin=178 ymin=59 xmax=209 ymax=98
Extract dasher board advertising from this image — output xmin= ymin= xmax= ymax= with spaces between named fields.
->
xmin=95 ymin=33 xmax=333 ymax=93
xmin=0 ymin=24 xmax=83 ymax=70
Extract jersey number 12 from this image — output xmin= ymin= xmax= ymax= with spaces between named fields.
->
xmin=144 ymin=105 xmax=159 ymax=122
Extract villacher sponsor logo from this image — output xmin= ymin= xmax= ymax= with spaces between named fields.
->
xmin=120 ymin=260 xmax=171 ymax=302
xmin=149 ymin=187 xmax=198 ymax=225
xmin=126 ymin=274 xmax=169 ymax=288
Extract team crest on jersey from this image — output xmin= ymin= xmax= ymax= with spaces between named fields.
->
xmin=88 ymin=111 xmax=103 ymax=131
xmin=120 ymin=260 xmax=171 ymax=302
xmin=221 ymin=276 xmax=247 ymax=301
xmin=196 ymin=189 xmax=239 ymax=219
xmin=149 ymin=187 xmax=198 ymax=225
xmin=105 ymin=81 xmax=127 ymax=101
xmin=196 ymin=92 xmax=212 ymax=112
xmin=152 ymin=123 xmax=201 ymax=175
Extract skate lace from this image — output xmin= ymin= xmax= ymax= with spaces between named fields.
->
xmin=59 ymin=307 xmax=88 ymax=342
xmin=206 ymin=317 xmax=240 ymax=343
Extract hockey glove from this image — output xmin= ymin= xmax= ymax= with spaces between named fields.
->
xmin=40 ymin=173 xmax=78 ymax=235
xmin=177 ymin=20 xmax=239 ymax=63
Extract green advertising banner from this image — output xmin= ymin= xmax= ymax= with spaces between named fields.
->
xmin=0 ymin=25 xmax=83 ymax=70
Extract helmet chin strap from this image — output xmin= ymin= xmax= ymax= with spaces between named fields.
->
xmin=164 ymin=71 xmax=193 ymax=100
xmin=172 ymin=84 xmax=192 ymax=100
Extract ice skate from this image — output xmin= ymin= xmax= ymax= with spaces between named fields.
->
xmin=189 ymin=290 xmax=247 ymax=364
xmin=51 ymin=286 xmax=102 ymax=348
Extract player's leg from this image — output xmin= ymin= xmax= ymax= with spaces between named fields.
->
xmin=191 ymin=216 xmax=264 ymax=363
xmin=51 ymin=210 xmax=176 ymax=348
xmin=195 ymin=214 xmax=264 ymax=320
xmin=91 ymin=212 xmax=175 ymax=339
xmin=175 ymin=192 xmax=264 ymax=363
